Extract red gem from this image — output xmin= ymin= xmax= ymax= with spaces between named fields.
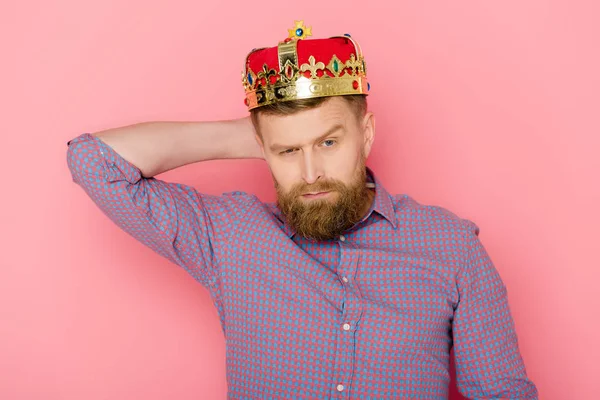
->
xmin=244 ymin=98 xmax=249 ymax=106
xmin=352 ymin=80 xmax=359 ymax=90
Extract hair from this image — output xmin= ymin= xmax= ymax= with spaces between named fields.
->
xmin=250 ymin=94 xmax=368 ymax=137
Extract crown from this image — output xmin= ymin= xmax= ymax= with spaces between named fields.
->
xmin=241 ymin=21 xmax=370 ymax=111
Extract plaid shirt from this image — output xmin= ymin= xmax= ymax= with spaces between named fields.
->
xmin=66 ymin=132 xmax=538 ymax=399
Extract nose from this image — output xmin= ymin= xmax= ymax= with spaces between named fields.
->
xmin=300 ymin=150 xmax=323 ymax=185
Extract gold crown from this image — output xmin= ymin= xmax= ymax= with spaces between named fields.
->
xmin=242 ymin=21 xmax=370 ymax=110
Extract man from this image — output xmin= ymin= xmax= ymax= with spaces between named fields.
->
xmin=66 ymin=21 xmax=538 ymax=399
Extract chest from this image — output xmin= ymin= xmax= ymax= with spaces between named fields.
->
xmin=217 ymin=224 xmax=460 ymax=340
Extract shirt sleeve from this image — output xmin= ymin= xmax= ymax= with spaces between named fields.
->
xmin=66 ymin=132 xmax=256 ymax=288
xmin=452 ymin=220 xmax=539 ymax=399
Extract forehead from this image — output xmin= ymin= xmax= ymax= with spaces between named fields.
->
xmin=258 ymin=97 xmax=355 ymax=143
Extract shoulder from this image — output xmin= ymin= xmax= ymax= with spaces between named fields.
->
xmin=172 ymin=189 xmax=267 ymax=223
xmin=391 ymin=193 xmax=480 ymax=241
xmin=219 ymin=190 xmax=261 ymax=204
xmin=212 ymin=190 xmax=279 ymax=222
xmin=203 ymin=190 xmax=265 ymax=211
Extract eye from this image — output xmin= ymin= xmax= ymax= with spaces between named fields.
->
xmin=280 ymin=148 xmax=298 ymax=155
xmin=321 ymin=139 xmax=337 ymax=147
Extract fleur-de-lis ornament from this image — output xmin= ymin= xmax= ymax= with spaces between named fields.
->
xmin=300 ymin=56 xmax=325 ymax=78
xmin=257 ymin=64 xmax=278 ymax=86
xmin=345 ymin=54 xmax=362 ymax=76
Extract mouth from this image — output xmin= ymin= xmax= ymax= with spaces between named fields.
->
xmin=301 ymin=191 xmax=331 ymax=199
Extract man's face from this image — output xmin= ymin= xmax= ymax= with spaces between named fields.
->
xmin=255 ymin=96 xmax=376 ymax=240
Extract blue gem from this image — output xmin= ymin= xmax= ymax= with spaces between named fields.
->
xmin=344 ymin=33 xmax=351 ymax=37
xmin=296 ymin=28 xmax=304 ymax=37
xmin=248 ymin=74 xmax=253 ymax=84
xmin=367 ymin=82 xmax=371 ymax=91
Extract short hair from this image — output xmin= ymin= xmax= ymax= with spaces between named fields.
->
xmin=250 ymin=94 xmax=368 ymax=136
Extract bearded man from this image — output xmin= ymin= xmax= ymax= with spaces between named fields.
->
xmin=66 ymin=21 xmax=537 ymax=399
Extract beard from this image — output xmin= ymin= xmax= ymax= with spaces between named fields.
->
xmin=275 ymin=157 xmax=370 ymax=241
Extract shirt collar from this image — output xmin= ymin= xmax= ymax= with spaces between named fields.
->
xmin=364 ymin=167 xmax=398 ymax=230
xmin=273 ymin=167 xmax=398 ymax=238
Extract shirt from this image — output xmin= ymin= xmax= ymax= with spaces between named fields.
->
xmin=66 ymin=132 xmax=538 ymax=399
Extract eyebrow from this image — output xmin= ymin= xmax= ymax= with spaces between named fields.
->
xmin=269 ymin=123 xmax=345 ymax=152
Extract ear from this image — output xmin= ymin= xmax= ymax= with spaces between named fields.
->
xmin=361 ymin=111 xmax=376 ymax=158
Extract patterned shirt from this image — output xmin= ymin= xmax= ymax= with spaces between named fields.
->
xmin=66 ymin=132 xmax=538 ymax=399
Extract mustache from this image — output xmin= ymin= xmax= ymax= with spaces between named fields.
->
xmin=289 ymin=180 xmax=345 ymax=196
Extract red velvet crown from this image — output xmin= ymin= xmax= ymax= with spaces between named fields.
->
xmin=241 ymin=21 xmax=370 ymax=110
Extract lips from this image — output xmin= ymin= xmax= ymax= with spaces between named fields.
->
xmin=301 ymin=191 xmax=331 ymax=199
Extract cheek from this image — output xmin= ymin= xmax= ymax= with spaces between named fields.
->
xmin=267 ymin=159 xmax=299 ymax=190
xmin=325 ymin=147 xmax=362 ymax=180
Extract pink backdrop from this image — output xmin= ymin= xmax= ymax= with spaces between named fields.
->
xmin=2 ymin=1 xmax=598 ymax=399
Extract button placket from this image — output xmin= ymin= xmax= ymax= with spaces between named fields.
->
xmin=330 ymin=242 xmax=362 ymax=399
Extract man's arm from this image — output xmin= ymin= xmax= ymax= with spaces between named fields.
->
xmin=66 ymin=117 xmax=262 ymax=287
xmin=452 ymin=220 xmax=539 ymax=399
xmin=88 ymin=117 xmax=262 ymax=177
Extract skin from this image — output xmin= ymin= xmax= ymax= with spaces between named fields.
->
xmin=253 ymin=96 xmax=377 ymax=234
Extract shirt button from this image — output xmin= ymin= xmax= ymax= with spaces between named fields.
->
xmin=336 ymin=384 xmax=345 ymax=392
xmin=342 ymin=276 xmax=349 ymax=283
xmin=339 ymin=235 xmax=346 ymax=242
xmin=342 ymin=323 xmax=351 ymax=331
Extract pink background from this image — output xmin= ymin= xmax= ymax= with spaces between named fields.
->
xmin=2 ymin=1 xmax=598 ymax=399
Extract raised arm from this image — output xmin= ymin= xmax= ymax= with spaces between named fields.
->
xmin=66 ymin=117 xmax=262 ymax=287
xmin=89 ymin=116 xmax=262 ymax=177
